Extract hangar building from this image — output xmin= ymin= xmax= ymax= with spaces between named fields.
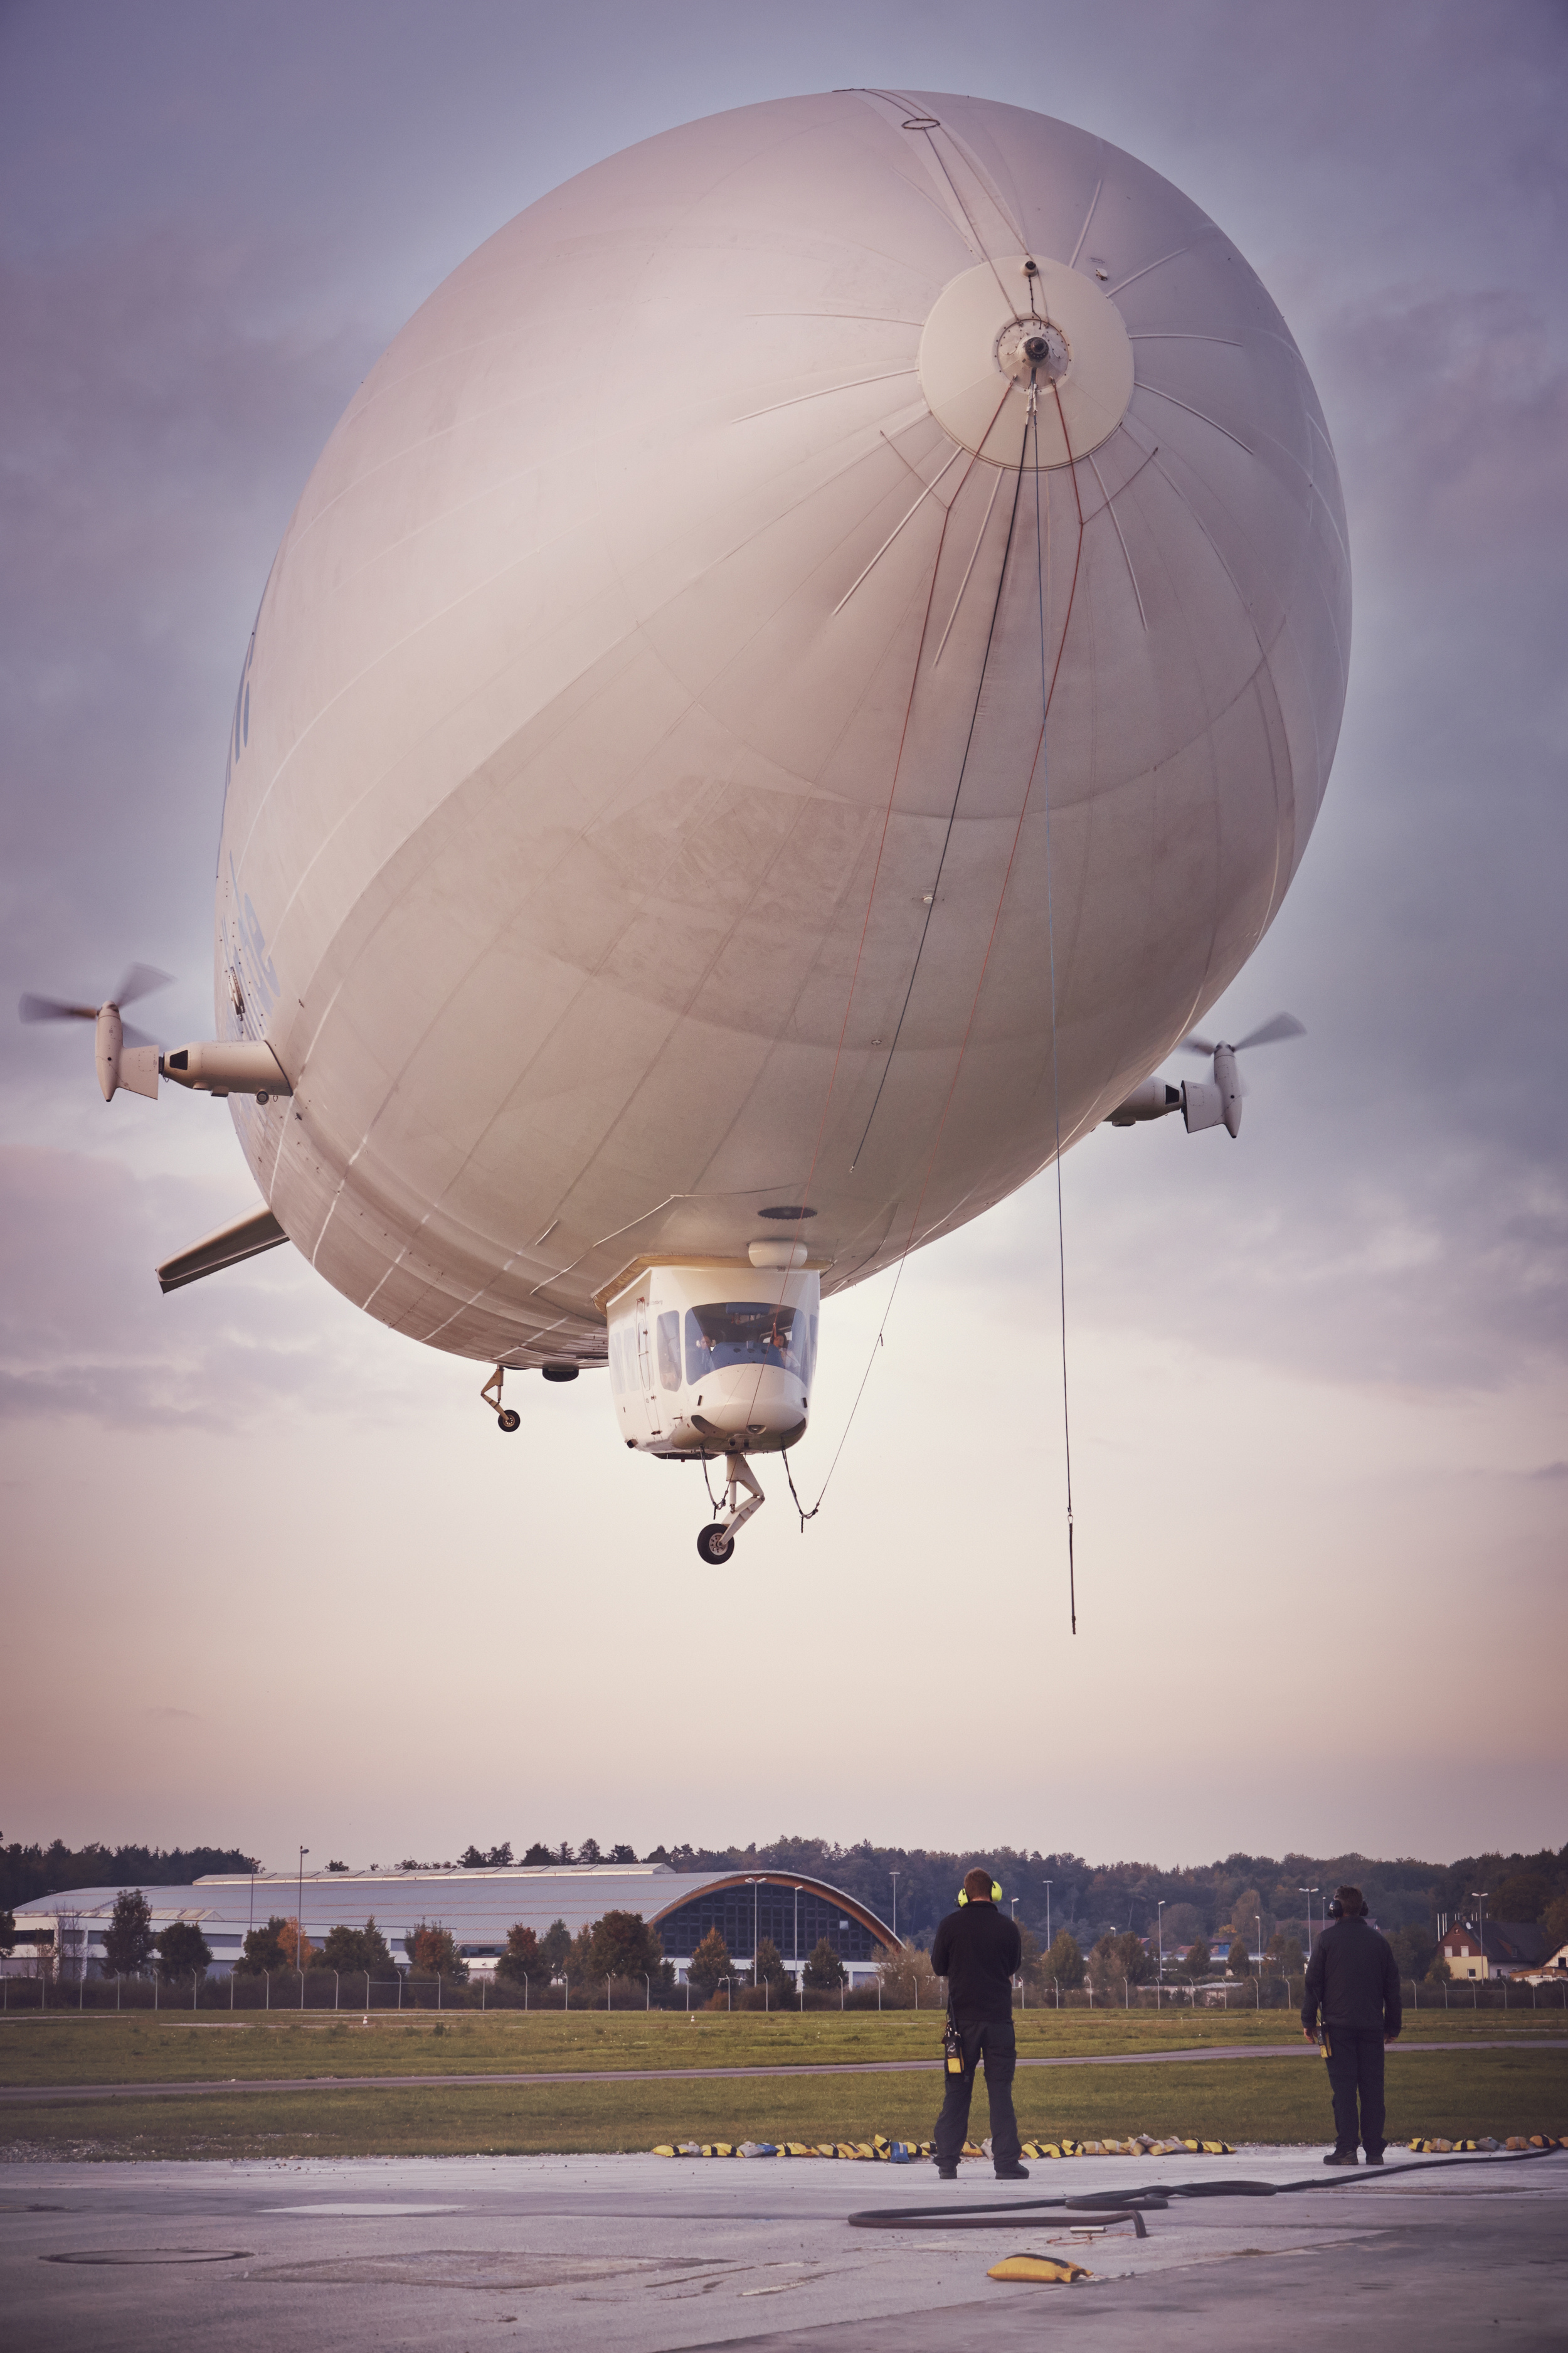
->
xmin=11 ymin=1862 xmax=899 ymax=1986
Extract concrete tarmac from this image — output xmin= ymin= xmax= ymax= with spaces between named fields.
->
xmin=3 ymin=2146 xmax=1564 ymax=2350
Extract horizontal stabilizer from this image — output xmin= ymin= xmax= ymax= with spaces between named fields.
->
xmin=157 ymin=1204 xmax=288 ymax=1293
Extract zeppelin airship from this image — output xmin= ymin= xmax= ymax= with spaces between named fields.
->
xmin=25 ymin=91 xmax=1349 ymax=1560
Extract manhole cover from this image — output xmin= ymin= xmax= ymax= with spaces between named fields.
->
xmin=45 ymin=2249 xmax=252 ymax=2266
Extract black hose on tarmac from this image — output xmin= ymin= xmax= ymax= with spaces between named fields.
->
xmin=845 ymin=2145 xmax=1565 ymax=2229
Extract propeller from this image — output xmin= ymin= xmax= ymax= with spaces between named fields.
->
xmin=19 ymin=965 xmax=172 ymax=1051
xmin=1181 ymin=1011 xmax=1305 ymax=1056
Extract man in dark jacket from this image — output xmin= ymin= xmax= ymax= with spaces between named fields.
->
xmin=1302 ymin=1883 xmax=1402 ymax=2165
xmin=930 ymin=1869 xmax=1026 ymax=2180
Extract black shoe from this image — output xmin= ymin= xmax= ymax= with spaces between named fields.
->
xmin=935 ymin=2164 xmax=958 ymax=2181
xmin=1323 ymin=2149 xmax=1358 ymax=2167
xmin=1364 ymin=2150 xmax=1385 ymax=2166
xmin=993 ymin=2162 xmax=1030 ymax=2180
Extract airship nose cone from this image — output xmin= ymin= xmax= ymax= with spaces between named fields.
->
xmin=918 ymin=251 xmax=1134 ymax=468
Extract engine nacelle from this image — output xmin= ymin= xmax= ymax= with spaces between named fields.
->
xmin=161 ymin=1041 xmax=292 ymax=1101
xmin=95 ymin=1005 xmax=160 ymax=1102
xmin=1106 ymin=1078 xmax=1182 ymax=1126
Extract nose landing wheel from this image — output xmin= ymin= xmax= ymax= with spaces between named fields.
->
xmin=696 ymin=1452 xmax=764 ymax=1562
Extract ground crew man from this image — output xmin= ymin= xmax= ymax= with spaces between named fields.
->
xmin=1302 ymin=1883 xmax=1402 ymax=2164
xmin=930 ymin=1868 xmax=1027 ymax=2180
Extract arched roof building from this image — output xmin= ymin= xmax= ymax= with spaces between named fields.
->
xmin=11 ymin=1862 xmax=899 ymax=1984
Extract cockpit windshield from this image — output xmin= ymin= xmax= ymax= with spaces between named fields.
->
xmin=685 ymin=1302 xmax=813 ymax=1382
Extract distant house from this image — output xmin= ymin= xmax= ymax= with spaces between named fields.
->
xmin=1437 ymin=1920 xmax=1550 ymax=1981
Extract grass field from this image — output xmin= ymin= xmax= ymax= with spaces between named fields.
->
xmin=1 ymin=2005 xmax=1561 ymax=2089
xmin=1 ymin=2012 xmax=1563 ymax=2162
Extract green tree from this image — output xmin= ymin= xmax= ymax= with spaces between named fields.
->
xmin=319 ymin=1918 xmax=393 ymax=1977
xmin=1185 ymin=1934 xmax=1212 ymax=1980
xmin=521 ymin=1844 xmax=554 ymax=1867
xmin=102 ymin=1888 xmax=155 ymax=1977
xmin=1542 ymin=1892 xmax=1568 ymax=1954
xmin=1389 ymin=1924 xmax=1434 ymax=1982
xmin=586 ymin=1909 xmax=663 ymax=1985
xmin=405 ymin=1923 xmax=469 ymax=1982
xmin=1492 ymin=1872 xmax=1550 ymax=1923
xmin=497 ymin=1924 xmax=539 ymax=1986
xmin=235 ymin=1916 xmax=290 ymax=1975
xmin=538 ymin=1918 xmax=572 ymax=1979
xmin=0 ymin=1908 xmax=13 ymax=1958
xmin=1229 ymin=1888 xmax=1271 ymax=1947
xmin=688 ymin=1926 xmax=734 ymax=1996
xmin=1039 ymin=1930 xmax=1084 ymax=1990
xmin=156 ymin=1921 xmax=212 ymax=1984
xmin=1088 ymin=1931 xmax=1149 ymax=1998
xmin=802 ymin=1936 xmax=846 ymax=1992
xmin=1227 ymin=1936 xmax=1253 ymax=1979
xmin=752 ymin=1936 xmax=791 ymax=1993
xmin=609 ymin=1844 xmax=637 ymax=1864
xmin=1265 ymin=1930 xmax=1305 ymax=1979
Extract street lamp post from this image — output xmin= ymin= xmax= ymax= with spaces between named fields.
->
xmin=1300 ymin=1886 xmax=1319 ymax=1962
xmin=890 ymin=1872 xmax=900 ymax=1941
xmin=297 ymin=1847 xmax=309 ymax=2008
xmin=1043 ymin=1882 xmax=1052 ymax=1953
xmin=1157 ymin=1901 xmax=1165 ymax=2008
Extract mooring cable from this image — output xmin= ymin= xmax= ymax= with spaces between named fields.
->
xmin=1032 ymin=380 xmax=1083 ymax=1634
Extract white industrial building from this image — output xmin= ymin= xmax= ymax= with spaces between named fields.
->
xmin=10 ymin=1862 xmax=897 ymax=1986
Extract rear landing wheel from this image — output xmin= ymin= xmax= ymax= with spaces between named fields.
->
xmin=696 ymin=1522 xmax=734 ymax=1564
xmin=497 ymin=1408 xmax=522 ymax=1433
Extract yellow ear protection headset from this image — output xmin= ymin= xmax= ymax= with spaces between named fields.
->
xmin=958 ymin=1879 xmax=1004 ymax=1904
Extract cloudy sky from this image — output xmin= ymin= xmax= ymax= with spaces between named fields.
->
xmin=3 ymin=1 xmax=1564 ymax=1882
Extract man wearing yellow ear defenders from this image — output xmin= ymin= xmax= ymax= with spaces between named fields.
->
xmin=930 ymin=1867 xmax=1027 ymax=2180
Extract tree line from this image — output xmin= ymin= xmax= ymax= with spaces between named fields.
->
xmin=0 ymin=1835 xmax=257 ymax=1913
xmin=402 ymin=1834 xmax=1568 ymax=1958
xmin=7 ymin=1832 xmax=1564 ymax=1985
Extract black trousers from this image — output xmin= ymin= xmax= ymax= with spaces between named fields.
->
xmin=933 ymin=2019 xmax=1021 ymax=2169
xmin=1324 ymin=2027 xmax=1386 ymax=2153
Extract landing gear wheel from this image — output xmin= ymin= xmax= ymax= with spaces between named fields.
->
xmin=696 ymin=1522 xmax=734 ymax=1564
xmin=497 ymin=1408 xmax=521 ymax=1433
